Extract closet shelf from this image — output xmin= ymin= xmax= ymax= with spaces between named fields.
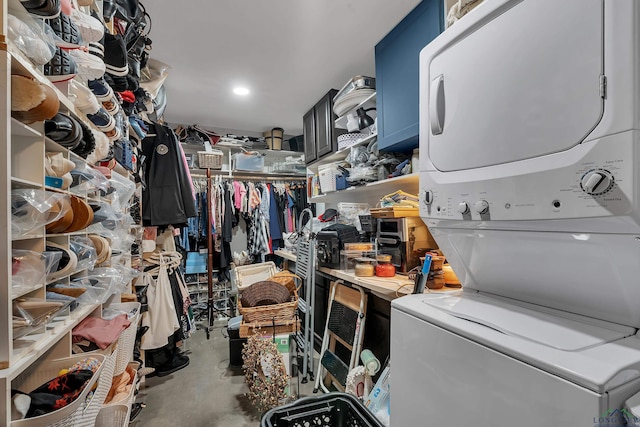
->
xmin=5 ymin=303 xmax=99 ymax=380
xmin=189 ymin=169 xmax=306 ymax=179
xmin=214 ymin=145 xmax=304 ymax=159
xmin=8 ymin=41 xmax=102 ymax=136
xmin=334 ymin=92 xmax=377 ymax=129
xmin=11 ymin=118 xmax=42 ymax=138
xmin=11 ymin=283 xmax=44 ymax=300
xmin=307 ymin=133 xmax=377 ymax=173
xmin=11 ymin=176 xmax=42 ymax=188
xmin=12 ymin=233 xmax=45 ymax=242
xmin=310 ymin=173 xmax=419 ymax=204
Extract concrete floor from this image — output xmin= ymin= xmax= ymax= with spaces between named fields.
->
xmin=133 ymin=326 xmax=317 ymax=427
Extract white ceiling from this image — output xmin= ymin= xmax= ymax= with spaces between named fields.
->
xmin=143 ymin=0 xmax=423 ymax=136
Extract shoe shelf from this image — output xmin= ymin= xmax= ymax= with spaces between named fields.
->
xmin=11 ymin=282 xmax=44 ymax=301
xmin=2 ymin=3 xmax=140 ymax=424
xmin=7 ymin=40 xmax=102 ymax=136
xmin=11 ymin=233 xmax=45 ymax=242
xmin=10 ymin=176 xmax=42 ymax=188
xmin=10 ymin=118 xmax=42 ymax=138
xmin=8 ymin=302 xmax=101 ymax=380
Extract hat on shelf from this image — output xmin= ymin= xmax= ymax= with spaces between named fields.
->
xmin=64 ymin=195 xmax=94 ymax=233
xmin=46 ymin=196 xmax=74 ymax=233
xmin=46 ymin=241 xmax=78 ymax=280
xmin=319 ymin=208 xmax=338 ymax=222
xmin=88 ymin=234 xmax=111 ymax=265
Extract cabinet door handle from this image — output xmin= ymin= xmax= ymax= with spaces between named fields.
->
xmin=430 ymin=74 xmax=445 ymax=135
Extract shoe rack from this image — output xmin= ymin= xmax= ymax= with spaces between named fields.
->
xmin=0 ymin=3 xmax=138 ymax=426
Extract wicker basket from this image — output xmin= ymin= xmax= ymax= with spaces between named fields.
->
xmin=267 ymin=271 xmax=301 ymax=294
xmin=238 ymin=271 xmax=301 ymax=323
xmin=197 ymin=150 xmax=223 ymax=169
xmin=241 ymin=281 xmax=292 ymax=307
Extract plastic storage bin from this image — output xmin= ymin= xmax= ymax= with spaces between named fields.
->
xmin=12 ymin=354 xmax=105 ymax=427
xmin=233 ymin=152 xmax=264 ymax=172
xmin=232 ymin=261 xmax=277 ymax=291
xmin=261 ymin=392 xmax=383 ymax=427
xmin=95 ymin=404 xmax=130 ymax=427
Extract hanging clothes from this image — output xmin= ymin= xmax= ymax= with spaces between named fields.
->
xmin=140 ymin=265 xmax=180 ymax=350
xmin=141 ymin=123 xmax=197 ymax=227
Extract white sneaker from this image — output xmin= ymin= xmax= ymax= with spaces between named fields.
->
xmin=68 ymin=49 xmax=105 ymax=82
xmin=69 ymin=8 xmax=103 ymax=43
xmin=46 ymin=152 xmax=76 ymax=176
xmin=69 ymin=79 xmax=100 ymax=114
xmin=86 ymin=129 xmax=110 ymax=164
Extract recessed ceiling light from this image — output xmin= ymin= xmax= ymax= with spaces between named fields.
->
xmin=233 ymin=87 xmax=250 ymax=96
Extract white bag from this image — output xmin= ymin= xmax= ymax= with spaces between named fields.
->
xmin=140 ymin=258 xmax=180 ymax=350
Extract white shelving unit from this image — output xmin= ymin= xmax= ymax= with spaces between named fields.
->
xmin=334 ymin=91 xmax=377 ymax=130
xmin=0 ymin=1 xmax=139 ymax=423
xmin=185 ymin=144 xmax=306 ymax=177
xmin=307 ymin=133 xmax=377 ymax=174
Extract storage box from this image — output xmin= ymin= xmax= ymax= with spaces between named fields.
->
xmin=185 ymin=252 xmax=207 ymax=274
xmin=258 ymin=333 xmax=292 ymax=376
xmin=198 ymin=150 xmax=223 ymax=169
xmin=233 ymin=152 xmax=265 ymax=172
xmin=262 ymin=392 xmax=384 ymax=427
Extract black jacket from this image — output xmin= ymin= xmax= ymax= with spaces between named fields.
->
xmin=142 ymin=123 xmax=196 ymax=227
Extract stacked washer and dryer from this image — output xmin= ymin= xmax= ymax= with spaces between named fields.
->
xmin=391 ymin=0 xmax=640 ymax=426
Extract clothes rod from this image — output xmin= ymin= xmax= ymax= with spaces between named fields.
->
xmin=190 ymin=172 xmax=307 ymax=182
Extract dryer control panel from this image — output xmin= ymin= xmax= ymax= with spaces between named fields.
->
xmin=420 ymin=132 xmax=636 ymax=222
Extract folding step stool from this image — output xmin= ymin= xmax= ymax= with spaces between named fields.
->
xmin=313 ymin=280 xmax=367 ymax=393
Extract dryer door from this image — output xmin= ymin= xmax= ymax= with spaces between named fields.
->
xmin=425 ymin=0 xmax=604 ymax=172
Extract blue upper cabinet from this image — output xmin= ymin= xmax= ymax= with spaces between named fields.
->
xmin=376 ymin=0 xmax=444 ymax=152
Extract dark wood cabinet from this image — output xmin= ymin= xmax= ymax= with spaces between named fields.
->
xmin=303 ymin=109 xmax=316 ymax=163
xmin=304 ymin=89 xmax=339 ymax=165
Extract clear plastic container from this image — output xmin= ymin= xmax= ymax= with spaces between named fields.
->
xmin=233 ymin=152 xmax=264 ymax=172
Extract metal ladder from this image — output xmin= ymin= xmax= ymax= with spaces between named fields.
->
xmin=294 ymin=208 xmax=316 ymax=383
xmin=313 ymin=280 xmax=367 ymax=393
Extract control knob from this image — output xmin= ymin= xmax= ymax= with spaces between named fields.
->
xmin=457 ymin=202 xmax=469 ymax=214
xmin=581 ymin=170 xmax=614 ymax=195
xmin=474 ymin=200 xmax=490 ymax=214
xmin=424 ymin=190 xmax=434 ymax=205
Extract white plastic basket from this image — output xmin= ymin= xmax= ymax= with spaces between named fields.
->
xmin=107 ymin=302 xmax=141 ymax=376
xmin=318 ymin=163 xmax=340 ymax=193
xmin=74 ymin=347 xmax=118 ymax=427
xmin=11 ymin=354 xmax=105 ymax=427
xmin=232 ymin=261 xmax=277 ymax=292
xmin=95 ymin=404 xmax=130 ymax=427
xmin=106 ymin=361 xmax=139 ymax=406
xmin=337 ymin=132 xmax=364 ymax=150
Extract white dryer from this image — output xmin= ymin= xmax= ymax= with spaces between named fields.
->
xmin=392 ymin=0 xmax=640 ymax=425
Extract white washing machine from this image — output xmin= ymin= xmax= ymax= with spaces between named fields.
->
xmin=392 ymin=0 xmax=640 ymax=425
